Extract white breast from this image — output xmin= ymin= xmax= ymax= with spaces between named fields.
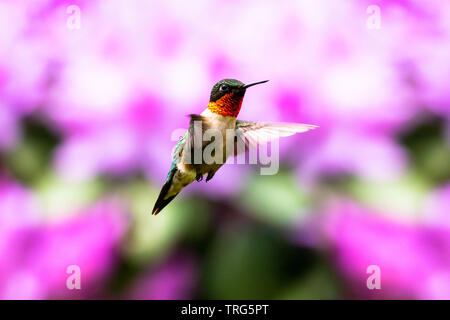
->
xmin=201 ymin=109 xmax=236 ymax=130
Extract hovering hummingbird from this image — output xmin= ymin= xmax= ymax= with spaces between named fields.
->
xmin=152 ymin=79 xmax=317 ymax=215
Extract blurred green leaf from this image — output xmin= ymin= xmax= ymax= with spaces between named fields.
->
xmin=5 ymin=115 xmax=60 ymax=185
xmin=36 ymin=173 xmax=104 ymax=220
xmin=123 ymin=181 xmax=209 ymax=265
xmin=202 ymin=228 xmax=280 ymax=299
xmin=239 ymin=170 xmax=309 ymax=227
xmin=399 ymin=115 xmax=450 ymax=185
xmin=278 ymin=264 xmax=341 ymax=300
xmin=349 ymin=173 xmax=428 ymax=221
xmin=201 ymin=227 xmax=317 ymax=299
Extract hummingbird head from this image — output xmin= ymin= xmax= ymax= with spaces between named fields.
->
xmin=207 ymin=79 xmax=269 ymax=117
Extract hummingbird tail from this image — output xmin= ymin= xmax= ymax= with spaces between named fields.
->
xmin=152 ymin=168 xmax=178 ymax=215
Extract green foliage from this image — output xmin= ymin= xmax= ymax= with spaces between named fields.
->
xmin=240 ymin=170 xmax=310 ymax=227
xmin=4 ymin=116 xmax=60 ymax=185
xmin=400 ymin=115 xmax=450 ymax=185
xmin=123 ymin=181 xmax=210 ymax=265
xmin=200 ymin=226 xmax=321 ymax=299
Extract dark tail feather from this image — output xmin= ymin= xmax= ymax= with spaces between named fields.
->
xmin=152 ymin=169 xmax=178 ymax=215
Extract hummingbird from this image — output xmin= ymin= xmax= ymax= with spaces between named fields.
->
xmin=152 ymin=79 xmax=317 ymax=215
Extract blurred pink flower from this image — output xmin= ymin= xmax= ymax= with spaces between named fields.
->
xmin=53 ymin=93 xmax=170 ymax=180
xmin=299 ymin=128 xmax=407 ymax=183
xmin=0 ymin=180 xmax=41 ymax=297
xmin=0 ymin=104 xmax=21 ymax=150
xmin=128 ymin=252 xmax=196 ymax=300
xmin=0 ymin=179 xmax=128 ymax=299
xmin=1 ymin=0 xmax=450 ymax=301
xmin=425 ymin=184 xmax=450 ymax=229
xmin=323 ymin=201 xmax=450 ymax=299
xmin=2 ymin=0 xmax=450 ymax=186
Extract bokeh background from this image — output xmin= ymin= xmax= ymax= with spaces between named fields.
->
xmin=1 ymin=0 xmax=450 ymax=300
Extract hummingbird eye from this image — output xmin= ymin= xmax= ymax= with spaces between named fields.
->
xmin=219 ymin=84 xmax=230 ymax=92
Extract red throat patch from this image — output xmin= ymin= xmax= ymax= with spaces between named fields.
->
xmin=207 ymin=93 xmax=244 ymax=117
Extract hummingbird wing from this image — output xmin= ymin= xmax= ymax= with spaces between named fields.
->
xmin=187 ymin=114 xmax=212 ymax=149
xmin=234 ymin=120 xmax=318 ymax=154
xmin=184 ymin=114 xmax=218 ymax=164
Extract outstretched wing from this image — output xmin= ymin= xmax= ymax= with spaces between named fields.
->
xmin=234 ymin=120 xmax=318 ymax=153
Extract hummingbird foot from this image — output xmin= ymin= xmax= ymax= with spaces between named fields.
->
xmin=195 ymin=173 xmax=203 ymax=182
xmin=206 ymin=171 xmax=215 ymax=182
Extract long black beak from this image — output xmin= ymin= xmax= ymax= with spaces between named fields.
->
xmin=243 ymin=80 xmax=269 ymax=89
